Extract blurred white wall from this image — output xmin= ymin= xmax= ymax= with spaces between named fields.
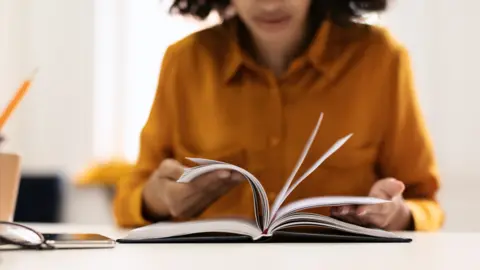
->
xmin=377 ymin=0 xmax=480 ymax=231
xmin=1 ymin=0 xmax=479 ymax=230
xmin=425 ymin=0 xmax=480 ymax=231
xmin=0 ymin=0 xmax=95 ymax=175
xmin=0 ymin=0 xmax=112 ymax=224
xmin=0 ymin=0 xmax=25 ymax=154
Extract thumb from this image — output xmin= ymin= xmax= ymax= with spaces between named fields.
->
xmin=369 ymin=178 xmax=405 ymax=199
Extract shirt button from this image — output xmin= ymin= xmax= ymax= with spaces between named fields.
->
xmin=269 ymin=137 xmax=280 ymax=147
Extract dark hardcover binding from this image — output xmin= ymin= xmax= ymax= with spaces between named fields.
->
xmin=117 ymin=229 xmax=412 ymax=244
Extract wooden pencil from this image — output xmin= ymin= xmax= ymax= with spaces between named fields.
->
xmin=0 ymin=68 xmax=38 ymax=131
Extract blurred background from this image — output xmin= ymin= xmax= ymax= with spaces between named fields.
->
xmin=0 ymin=0 xmax=478 ymax=231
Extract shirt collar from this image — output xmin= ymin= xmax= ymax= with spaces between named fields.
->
xmin=305 ymin=19 xmax=333 ymax=74
xmin=222 ymin=16 xmax=338 ymax=83
xmin=222 ymin=17 xmax=247 ymax=83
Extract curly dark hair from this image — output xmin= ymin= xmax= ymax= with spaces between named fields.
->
xmin=169 ymin=0 xmax=388 ymax=25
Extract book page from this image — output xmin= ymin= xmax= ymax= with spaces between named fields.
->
xmin=268 ymin=212 xmax=399 ymax=239
xmin=284 ymin=133 xmax=353 ymax=198
xmin=122 ymin=219 xmax=263 ymax=241
xmin=274 ymin=196 xmax=389 ymax=221
xmin=272 ymin=220 xmax=397 ymax=239
xmin=270 ymin=113 xmax=324 ymax=220
xmin=177 ymin=159 xmax=270 ymax=230
xmin=269 ymin=132 xmax=353 ymax=223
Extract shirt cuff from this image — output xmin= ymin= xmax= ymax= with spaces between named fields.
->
xmin=129 ymin=184 xmax=151 ymax=226
xmin=405 ymin=199 xmax=444 ymax=231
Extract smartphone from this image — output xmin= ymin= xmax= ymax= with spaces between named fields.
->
xmin=42 ymin=233 xmax=116 ymax=249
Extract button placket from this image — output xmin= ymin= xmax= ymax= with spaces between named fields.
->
xmin=264 ymin=74 xmax=287 ymax=193
xmin=266 ymin=74 xmax=284 ymax=149
xmin=269 ymin=136 xmax=281 ymax=147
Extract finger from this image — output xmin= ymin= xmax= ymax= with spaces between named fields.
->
xmin=209 ymin=177 xmax=238 ymax=196
xmin=165 ymin=177 xmax=226 ymax=219
xmin=357 ymin=212 xmax=393 ymax=229
xmin=339 ymin=205 xmax=356 ymax=215
xmin=171 ymin=170 xmax=242 ymax=219
xmin=181 ymin=173 xmax=239 ymax=218
xmin=330 ymin=206 xmax=340 ymax=215
xmin=231 ymin=171 xmax=245 ymax=182
xmin=336 ymin=210 xmax=385 ymax=229
xmin=356 ymin=203 xmax=390 ymax=216
xmin=180 ymin=191 xmax=213 ymax=218
xmin=199 ymin=171 xmax=245 ymax=200
xmin=331 ymin=205 xmax=357 ymax=217
xmin=356 ymin=179 xmax=404 ymax=216
xmin=186 ymin=180 xmax=237 ymax=218
xmin=369 ymin=178 xmax=405 ymax=199
xmin=157 ymin=159 xmax=185 ymax=180
xmin=193 ymin=170 xmax=232 ymax=191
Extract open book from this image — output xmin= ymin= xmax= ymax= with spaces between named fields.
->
xmin=118 ymin=114 xmax=411 ymax=243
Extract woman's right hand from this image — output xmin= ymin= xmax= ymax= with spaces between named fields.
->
xmin=142 ymin=158 xmax=243 ymax=221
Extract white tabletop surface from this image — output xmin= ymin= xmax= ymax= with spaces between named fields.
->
xmin=1 ymin=223 xmax=479 ymax=270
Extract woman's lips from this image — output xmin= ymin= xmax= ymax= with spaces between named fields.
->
xmin=254 ymin=15 xmax=292 ymax=31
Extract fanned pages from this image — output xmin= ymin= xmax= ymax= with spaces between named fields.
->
xmin=118 ymin=113 xmax=412 ymax=244
xmin=270 ymin=113 xmax=324 ymax=220
xmin=270 ymin=133 xmax=353 ymax=224
xmin=284 ymin=134 xmax=353 ymax=198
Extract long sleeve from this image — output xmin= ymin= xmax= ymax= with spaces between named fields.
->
xmin=378 ymin=46 xmax=445 ymax=231
xmin=113 ymin=46 xmax=177 ymax=228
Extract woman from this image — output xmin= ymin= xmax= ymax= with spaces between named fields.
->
xmin=114 ymin=0 xmax=444 ymax=231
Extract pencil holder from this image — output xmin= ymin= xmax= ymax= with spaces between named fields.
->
xmin=0 ymin=152 xmax=22 ymax=222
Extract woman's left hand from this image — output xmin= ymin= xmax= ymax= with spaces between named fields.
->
xmin=331 ymin=178 xmax=413 ymax=231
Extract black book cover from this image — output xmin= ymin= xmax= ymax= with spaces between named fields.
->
xmin=117 ymin=228 xmax=412 ymax=244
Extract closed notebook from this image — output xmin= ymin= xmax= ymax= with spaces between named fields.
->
xmin=118 ymin=113 xmax=412 ymax=244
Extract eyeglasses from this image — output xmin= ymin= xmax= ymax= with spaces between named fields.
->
xmin=0 ymin=221 xmax=53 ymax=250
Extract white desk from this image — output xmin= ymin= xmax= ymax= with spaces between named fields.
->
xmin=1 ymin=223 xmax=479 ymax=270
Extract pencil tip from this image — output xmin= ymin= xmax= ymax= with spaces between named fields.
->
xmin=29 ymin=68 xmax=39 ymax=80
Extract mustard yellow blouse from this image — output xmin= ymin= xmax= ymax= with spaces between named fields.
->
xmin=113 ymin=18 xmax=444 ymax=231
